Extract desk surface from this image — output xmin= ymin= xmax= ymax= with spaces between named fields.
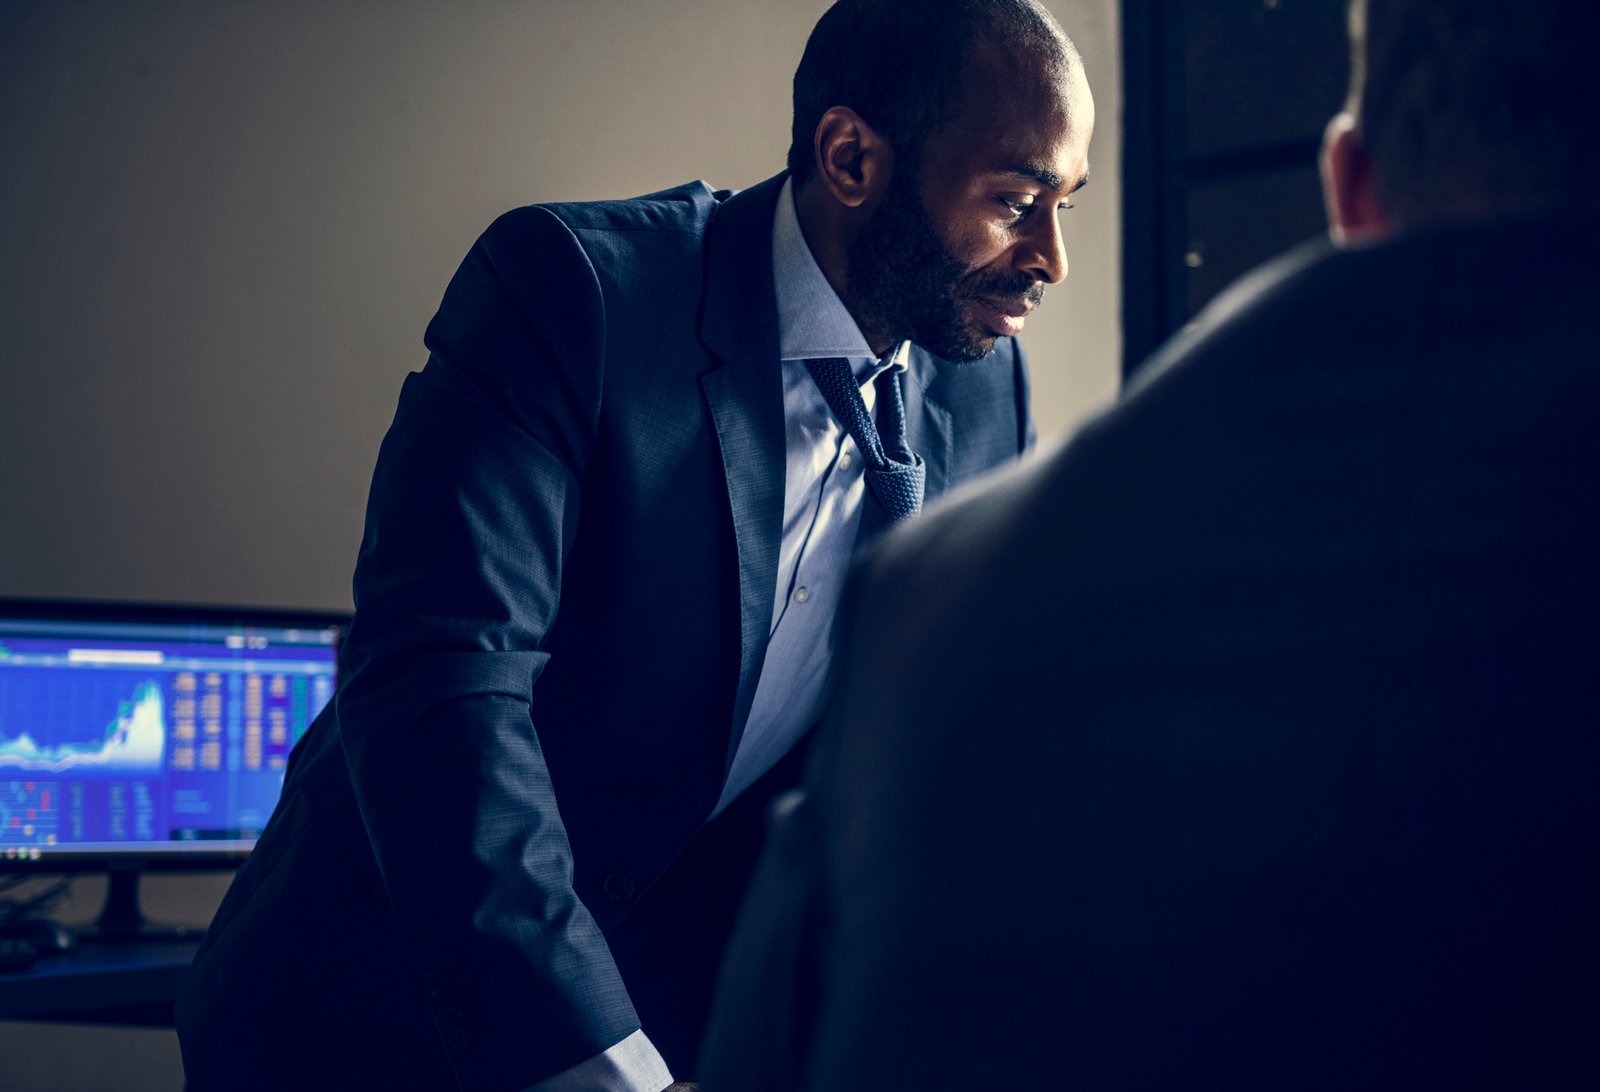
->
xmin=0 ymin=940 xmax=196 ymax=1025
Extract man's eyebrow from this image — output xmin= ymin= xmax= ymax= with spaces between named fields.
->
xmin=1000 ymin=163 xmax=1091 ymax=192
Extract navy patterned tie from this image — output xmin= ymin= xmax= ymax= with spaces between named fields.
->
xmin=806 ymin=356 xmax=926 ymax=522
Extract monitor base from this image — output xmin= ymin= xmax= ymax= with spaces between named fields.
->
xmin=76 ymin=867 xmax=208 ymax=944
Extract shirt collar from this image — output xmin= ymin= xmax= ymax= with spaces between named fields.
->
xmin=772 ymin=177 xmax=907 ymax=374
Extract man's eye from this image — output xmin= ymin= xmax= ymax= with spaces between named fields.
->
xmin=1000 ymin=197 xmax=1034 ymax=217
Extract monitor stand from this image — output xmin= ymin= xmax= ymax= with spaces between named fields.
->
xmin=79 ymin=866 xmax=208 ymax=943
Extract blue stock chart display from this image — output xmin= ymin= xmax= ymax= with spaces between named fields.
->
xmin=0 ymin=613 xmax=338 ymax=861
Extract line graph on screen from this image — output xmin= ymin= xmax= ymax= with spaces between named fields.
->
xmin=0 ymin=677 xmax=166 ymax=773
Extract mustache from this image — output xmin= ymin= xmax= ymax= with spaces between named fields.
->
xmin=965 ymin=272 xmax=1046 ymax=306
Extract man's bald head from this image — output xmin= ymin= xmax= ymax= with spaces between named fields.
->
xmin=788 ymin=0 xmax=1078 ymax=185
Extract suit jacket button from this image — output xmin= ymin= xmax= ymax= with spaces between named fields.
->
xmin=444 ymin=1024 xmax=471 ymax=1052
xmin=603 ymin=873 xmax=634 ymax=902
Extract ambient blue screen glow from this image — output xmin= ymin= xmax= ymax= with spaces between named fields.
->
xmin=0 ymin=612 xmax=338 ymax=861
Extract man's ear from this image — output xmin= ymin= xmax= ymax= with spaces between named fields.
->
xmin=1320 ymin=111 xmax=1389 ymax=245
xmin=811 ymin=106 xmax=894 ymax=210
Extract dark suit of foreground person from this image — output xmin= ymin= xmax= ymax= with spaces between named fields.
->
xmin=177 ymin=2 xmax=1095 ymax=1089
xmin=701 ymin=2 xmax=1600 ymax=1088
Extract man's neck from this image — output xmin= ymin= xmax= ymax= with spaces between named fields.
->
xmin=791 ymin=175 xmax=901 ymax=357
xmin=791 ymin=177 xmax=852 ymax=306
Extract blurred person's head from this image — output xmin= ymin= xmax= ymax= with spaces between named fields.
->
xmin=1323 ymin=0 xmax=1600 ymax=244
xmin=788 ymin=0 xmax=1094 ymax=361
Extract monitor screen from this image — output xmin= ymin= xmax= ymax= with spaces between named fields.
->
xmin=0 ymin=600 xmax=344 ymax=867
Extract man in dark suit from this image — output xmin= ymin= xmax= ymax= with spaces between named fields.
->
xmin=700 ymin=1 xmax=1600 ymax=1088
xmin=175 ymin=2 xmax=1093 ymax=1089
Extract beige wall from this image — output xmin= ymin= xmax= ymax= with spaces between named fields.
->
xmin=0 ymin=2 xmax=1119 ymax=1087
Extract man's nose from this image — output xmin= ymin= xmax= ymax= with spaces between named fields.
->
xmin=1017 ymin=210 xmax=1068 ymax=284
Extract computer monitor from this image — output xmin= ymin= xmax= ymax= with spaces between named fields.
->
xmin=0 ymin=598 xmax=346 ymax=938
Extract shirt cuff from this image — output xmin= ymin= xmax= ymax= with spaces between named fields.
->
xmin=521 ymin=1029 xmax=675 ymax=1092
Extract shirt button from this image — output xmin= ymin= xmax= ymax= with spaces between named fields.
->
xmin=794 ymin=587 xmax=810 ymax=604
xmin=838 ymin=452 xmax=852 ymax=470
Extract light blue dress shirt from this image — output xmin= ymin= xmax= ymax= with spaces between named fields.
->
xmin=529 ymin=178 xmax=902 ymax=1092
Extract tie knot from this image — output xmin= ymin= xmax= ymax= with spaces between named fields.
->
xmin=805 ymin=356 xmax=925 ymax=522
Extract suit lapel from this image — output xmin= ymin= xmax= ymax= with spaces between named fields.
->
xmin=902 ymin=349 xmax=955 ymax=497
xmin=698 ymin=174 xmax=789 ymax=763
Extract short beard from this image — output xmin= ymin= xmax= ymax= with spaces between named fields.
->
xmin=844 ymin=168 xmax=1042 ymax=363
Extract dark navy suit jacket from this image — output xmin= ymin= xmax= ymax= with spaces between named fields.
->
xmin=701 ymin=210 xmax=1600 ymax=1090
xmin=175 ymin=174 xmax=1033 ymax=1090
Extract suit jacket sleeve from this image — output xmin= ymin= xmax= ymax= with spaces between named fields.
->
xmin=332 ymin=204 xmax=637 ymax=1088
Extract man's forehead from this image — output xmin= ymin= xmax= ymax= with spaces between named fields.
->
xmin=936 ymin=63 xmax=1093 ymax=187
xmin=957 ymin=35 xmax=1083 ymax=111
xmin=945 ymin=40 xmax=1090 ymax=137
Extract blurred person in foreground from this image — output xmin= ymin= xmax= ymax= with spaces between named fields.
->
xmin=700 ymin=1 xmax=1600 ymax=1088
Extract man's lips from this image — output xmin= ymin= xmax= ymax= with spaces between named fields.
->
xmin=974 ymin=295 xmax=1036 ymax=336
